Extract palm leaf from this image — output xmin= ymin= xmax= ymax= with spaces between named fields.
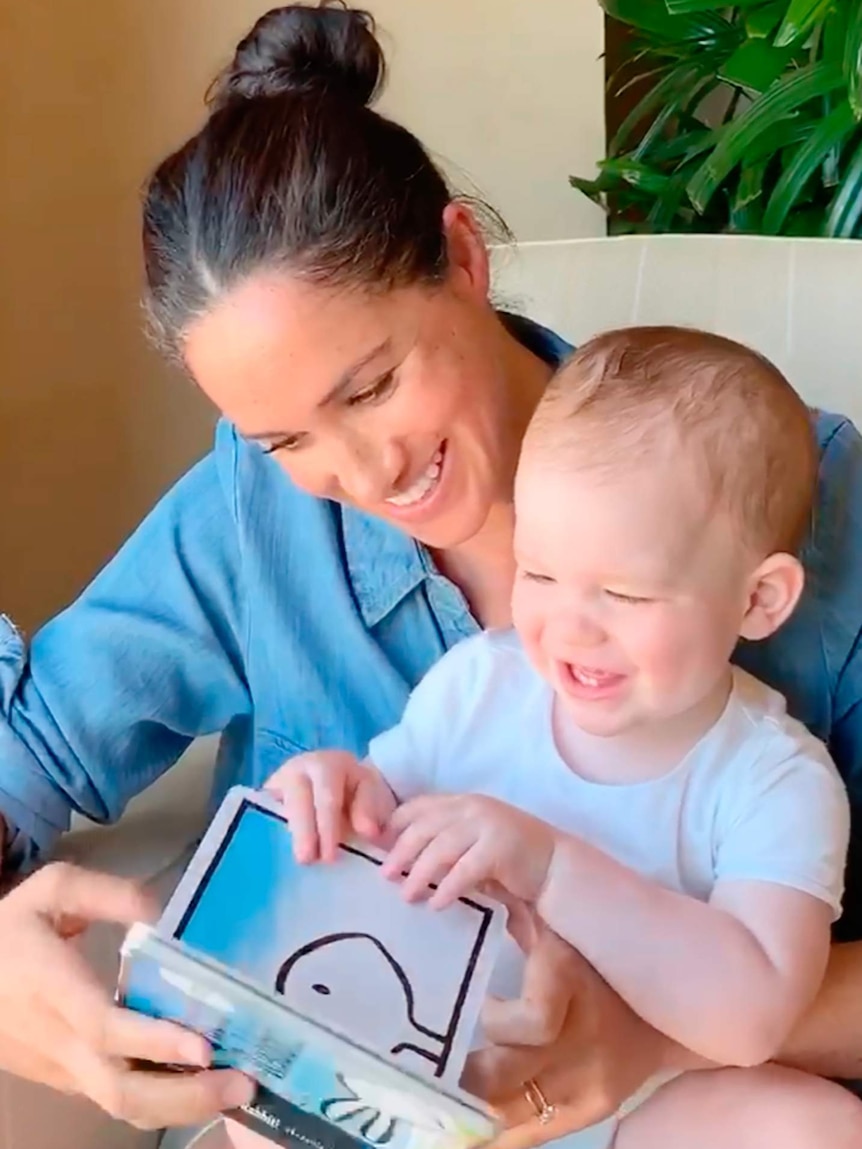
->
xmin=665 ymin=0 xmax=766 ymax=10
xmin=729 ymin=156 xmax=770 ymax=232
xmin=775 ymin=0 xmax=838 ymax=48
xmin=745 ymin=1 xmax=790 ymax=39
xmin=846 ymin=2 xmax=862 ymax=119
xmin=719 ymin=39 xmax=796 ymax=92
xmin=579 ymin=1 xmax=862 ymax=236
xmin=686 ymin=61 xmax=844 ymax=213
xmin=762 ymin=101 xmax=858 ymax=232
xmin=609 ymin=61 xmax=709 ymax=156
xmin=600 ymin=0 xmax=731 ymax=42
xmin=823 ymin=134 xmax=862 ymax=236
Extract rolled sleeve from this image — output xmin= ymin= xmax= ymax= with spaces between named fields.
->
xmin=0 ymin=618 xmax=73 ymax=858
xmin=0 ymin=428 xmax=252 ymax=868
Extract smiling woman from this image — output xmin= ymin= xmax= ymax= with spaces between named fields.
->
xmin=178 ymin=262 xmax=548 ymax=553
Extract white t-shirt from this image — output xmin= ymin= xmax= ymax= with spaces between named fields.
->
xmin=369 ymin=629 xmax=850 ymax=921
xmin=368 ymin=631 xmax=850 ymax=1148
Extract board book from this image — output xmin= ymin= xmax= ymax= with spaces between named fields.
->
xmin=117 ymin=786 xmax=508 ymax=1149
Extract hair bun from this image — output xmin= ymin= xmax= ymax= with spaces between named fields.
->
xmin=211 ymin=2 xmax=384 ymax=109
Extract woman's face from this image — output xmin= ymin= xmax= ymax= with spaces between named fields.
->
xmin=183 ymin=208 xmax=523 ymax=549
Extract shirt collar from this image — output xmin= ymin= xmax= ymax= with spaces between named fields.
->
xmin=344 ymin=314 xmax=572 ymax=629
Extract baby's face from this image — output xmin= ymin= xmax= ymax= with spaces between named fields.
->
xmin=511 ymin=450 xmax=752 ymax=739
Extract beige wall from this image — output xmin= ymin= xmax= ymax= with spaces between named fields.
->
xmin=0 ymin=2 xmax=604 ymax=631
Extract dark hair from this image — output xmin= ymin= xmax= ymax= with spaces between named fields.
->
xmin=142 ymin=2 xmax=457 ymax=359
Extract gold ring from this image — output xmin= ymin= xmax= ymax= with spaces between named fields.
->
xmin=524 ymin=1078 xmax=557 ymax=1125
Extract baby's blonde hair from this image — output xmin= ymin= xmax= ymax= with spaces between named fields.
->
xmin=526 ymin=326 xmax=817 ymax=556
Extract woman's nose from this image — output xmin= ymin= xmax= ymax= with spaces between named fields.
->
xmin=337 ymin=437 xmax=404 ymax=506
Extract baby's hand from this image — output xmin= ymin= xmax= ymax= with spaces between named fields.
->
xmin=265 ymin=750 xmax=396 ymax=864
xmin=382 ymin=794 xmax=556 ymax=908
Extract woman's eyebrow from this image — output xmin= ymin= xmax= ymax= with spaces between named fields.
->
xmin=244 ymin=337 xmax=395 ymax=442
xmin=317 ymin=337 xmax=393 ymax=409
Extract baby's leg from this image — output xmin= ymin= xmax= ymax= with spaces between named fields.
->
xmin=614 ymin=1064 xmax=862 ymax=1149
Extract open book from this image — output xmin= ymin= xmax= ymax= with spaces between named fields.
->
xmin=117 ymin=787 xmax=508 ymax=1149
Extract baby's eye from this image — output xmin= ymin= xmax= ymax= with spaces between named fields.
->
xmin=605 ymin=589 xmax=653 ymax=605
xmin=520 ymin=570 xmax=555 ymax=584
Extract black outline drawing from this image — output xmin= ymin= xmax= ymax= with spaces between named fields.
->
xmin=275 ymin=931 xmax=446 ymax=1070
xmin=173 ymin=798 xmax=494 ymax=1079
xmin=320 ymin=1074 xmax=399 ymax=1145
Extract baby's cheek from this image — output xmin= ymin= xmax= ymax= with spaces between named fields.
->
xmin=629 ymin=615 xmax=703 ymax=685
xmin=643 ymin=613 xmax=730 ymax=696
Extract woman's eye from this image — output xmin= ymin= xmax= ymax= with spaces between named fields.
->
xmin=262 ymin=434 xmax=304 ymax=454
xmin=349 ymin=372 xmax=396 ymax=406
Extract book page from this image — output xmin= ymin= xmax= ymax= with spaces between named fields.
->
xmin=160 ymin=788 xmax=507 ymax=1088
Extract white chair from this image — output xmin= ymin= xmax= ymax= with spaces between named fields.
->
xmin=493 ymin=234 xmax=862 ymax=425
xmin=3 ymin=234 xmax=860 ymax=1148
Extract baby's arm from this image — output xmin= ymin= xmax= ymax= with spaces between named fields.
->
xmin=537 ymin=839 xmax=831 ymax=1067
xmin=389 ymin=744 xmax=849 ymax=1069
xmin=536 ymin=745 xmax=849 ymax=1067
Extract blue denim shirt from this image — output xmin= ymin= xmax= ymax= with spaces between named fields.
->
xmin=2 ymin=316 xmax=862 ymax=937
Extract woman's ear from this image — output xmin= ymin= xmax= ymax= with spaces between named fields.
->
xmin=739 ymin=553 xmax=805 ymax=641
xmin=442 ymin=202 xmax=490 ymax=300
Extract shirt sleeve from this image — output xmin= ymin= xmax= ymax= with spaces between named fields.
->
xmin=714 ymin=739 xmax=851 ymax=921
xmin=367 ymin=636 xmax=485 ymax=802
xmin=819 ymin=420 xmax=862 ymax=940
xmin=0 ymin=422 xmax=251 ymax=867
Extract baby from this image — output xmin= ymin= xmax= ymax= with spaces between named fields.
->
xmin=261 ymin=328 xmax=859 ymax=1148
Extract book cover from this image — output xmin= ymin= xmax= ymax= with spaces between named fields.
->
xmin=118 ymin=787 xmax=507 ymax=1148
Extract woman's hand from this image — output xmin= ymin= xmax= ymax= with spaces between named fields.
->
xmin=464 ymin=909 xmax=679 ymax=1149
xmin=0 ymin=862 xmax=254 ymax=1129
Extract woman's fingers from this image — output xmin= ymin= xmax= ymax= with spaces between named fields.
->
xmin=74 ymin=1045 xmax=254 ymax=1131
xmin=0 ymin=1027 xmax=76 ymax=1094
xmin=23 ymin=862 xmax=156 ymax=936
xmin=483 ymin=925 xmax=579 ymax=1049
xmin=462 ymin=1039 xmax=540 ymax=1104
xmin=0 ymin=861 xmax=256 ymax=1133
xmin=487 ymin=1095 xmax=610 ymax=1149
xmin=99 ymin=1006 xmax=212 ymax=1067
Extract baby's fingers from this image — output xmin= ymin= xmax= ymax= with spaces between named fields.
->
xmin=397 ymin=830 xmax=474 ymax=904
xmin=272 ymin=772 xmax=320 ymax=863
xmin=380 ymin=820 xmax=434 ymax=881
xmin=428 ymin=844 xmax=490 ymax=909
xmin=310 ymin=770 xmax=348 ymax=863
xmin=349 ymin=774 xmax=396 ymax=841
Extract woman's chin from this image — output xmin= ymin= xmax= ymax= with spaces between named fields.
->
xmin=393 ymin=503 xmax=491 ymax=551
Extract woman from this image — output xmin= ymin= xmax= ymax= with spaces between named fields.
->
xmin=2 ymin=3 xmax=862 ymax=1144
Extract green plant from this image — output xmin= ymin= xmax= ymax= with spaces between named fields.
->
xmin=573 ymin=1 xmax=862 ymax=236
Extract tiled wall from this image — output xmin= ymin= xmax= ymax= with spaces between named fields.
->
xmin=494 ymin=236 xmax=862 ymax=427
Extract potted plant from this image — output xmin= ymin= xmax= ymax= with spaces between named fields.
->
xmin=573 ymin=0 xmax=862 ymax=236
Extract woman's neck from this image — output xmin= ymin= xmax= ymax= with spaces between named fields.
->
xmin=433 ymin=318 xmax=555 ymax=629
xmin=434 ymin=504 xmax=518 ymax=628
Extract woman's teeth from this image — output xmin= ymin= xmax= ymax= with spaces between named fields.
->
xmin=386 ymin=449 xmax=443 ymax=507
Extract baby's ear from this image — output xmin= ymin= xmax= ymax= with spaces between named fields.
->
xmin=739 ymin=553 xmax=805 ymax=641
